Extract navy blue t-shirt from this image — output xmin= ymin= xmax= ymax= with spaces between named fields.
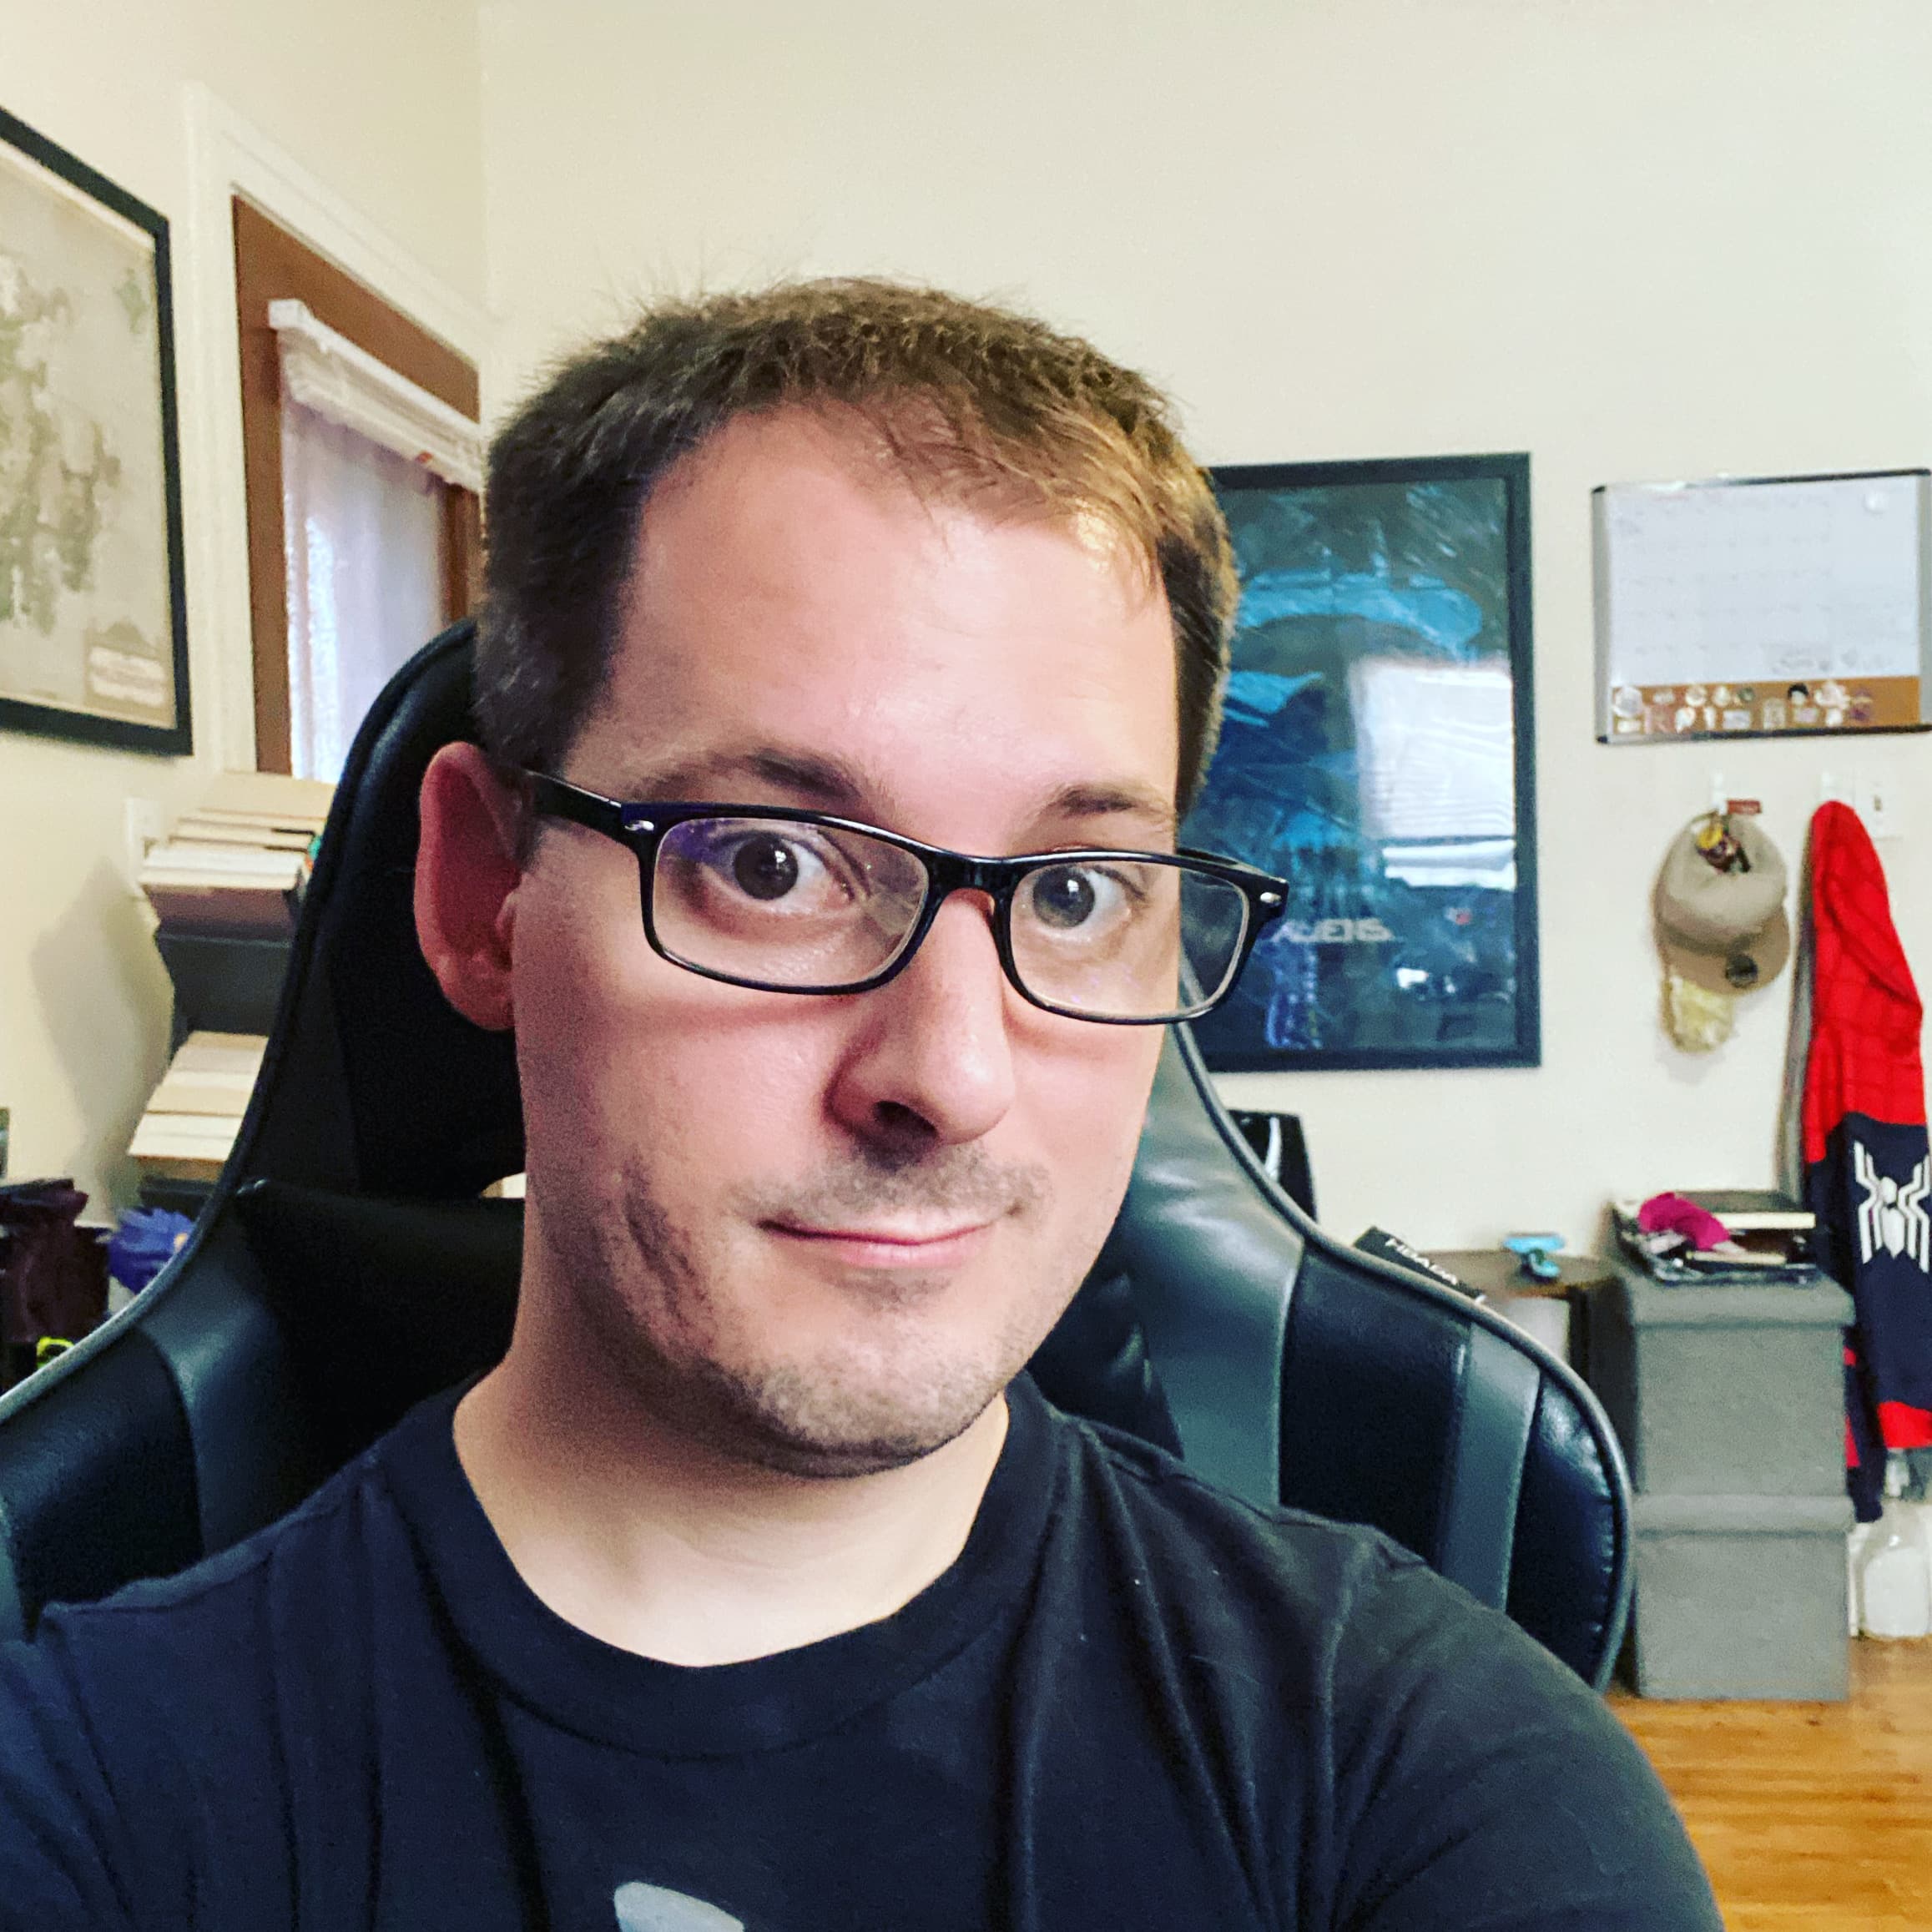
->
xmin=0 ymin=1376 xmax=1717 ymax=1930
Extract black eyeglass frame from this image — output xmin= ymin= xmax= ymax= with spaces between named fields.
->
xmin=522 ymin=769 xmax=1289 ymax=1025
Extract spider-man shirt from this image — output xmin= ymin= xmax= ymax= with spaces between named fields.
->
xmin=1800 ymin=802 xmax=1932 ymax=1521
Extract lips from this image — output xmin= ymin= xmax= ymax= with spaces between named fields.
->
xmin=764 ymin=1218 xmax=996 ymax=1268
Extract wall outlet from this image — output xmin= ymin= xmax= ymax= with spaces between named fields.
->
xmin=124 ymin=796 xmax=163 ymax=885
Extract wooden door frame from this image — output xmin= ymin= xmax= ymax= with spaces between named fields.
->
xmin=181 ymin=90 xmax=491 ymax=773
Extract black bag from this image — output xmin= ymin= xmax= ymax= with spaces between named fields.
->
xmin=0 ymin=1179 xmax=107 ymax=1390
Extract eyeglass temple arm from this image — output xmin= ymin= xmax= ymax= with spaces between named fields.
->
xmin=522 ymin=770 xmax=633 ymax=840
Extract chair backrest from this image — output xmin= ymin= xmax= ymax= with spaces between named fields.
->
xmin=0 ymin=624 xmax=1630 ymax=1684
xmin=1078 ymin=1026 xmax=1631 ymax=1685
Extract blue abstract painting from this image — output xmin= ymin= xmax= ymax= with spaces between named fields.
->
xmin=1184 ymin=456 xmax=1539 ymax=1072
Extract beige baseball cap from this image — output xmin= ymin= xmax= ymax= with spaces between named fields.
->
xmin=1653 ymin=813 xmax=1791 ymax=996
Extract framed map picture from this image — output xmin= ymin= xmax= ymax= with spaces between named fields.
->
xmin=1184 ymin=455 xmax=1539 ymax=1072
xmin=0 ymin=104 xmax=190 ymax=754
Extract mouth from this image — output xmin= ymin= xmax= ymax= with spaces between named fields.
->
xmin=763 ymin=1218 xmax=999 ymax=1270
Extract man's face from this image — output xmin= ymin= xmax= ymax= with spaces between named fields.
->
xmin=509 ymin=410 xmax=1178 ymax=1475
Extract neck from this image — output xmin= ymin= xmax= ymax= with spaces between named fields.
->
xmin=453 ymin=1306 xmax=1010 ymax=1667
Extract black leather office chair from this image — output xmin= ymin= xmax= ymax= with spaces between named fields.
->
xmin=0 ymin=625 xmax=1632 ymax=1686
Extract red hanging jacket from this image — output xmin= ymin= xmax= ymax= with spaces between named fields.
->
xmin=1800 ymin=802 xmax=1932 ymax=1518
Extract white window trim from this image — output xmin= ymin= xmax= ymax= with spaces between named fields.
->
xmin=269 ymin=299 xmax=482 ymax=493
xmin=182 ymin=86 xmax=492 ymax=770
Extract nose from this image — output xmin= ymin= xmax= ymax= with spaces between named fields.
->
xmin=825 ymin=888 xmax=1017 ymax=1153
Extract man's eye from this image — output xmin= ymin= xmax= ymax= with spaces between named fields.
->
xmin=729 ymin=834 xmax=805 ymax=901
xmin=1028 ymin=865 xmax=1129 ymax=931
xmin=702 ymin=826 xmax=865 ymax=910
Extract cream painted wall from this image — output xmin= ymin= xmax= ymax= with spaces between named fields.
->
xmin=0 ymin=2 xmax=485 ymax=1207
xmin=478 ymin=0 xmax=1932 ymax=1251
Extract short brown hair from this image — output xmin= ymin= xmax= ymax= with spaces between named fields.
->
xmin=476 ymin=279 xmax=1237 ymax=813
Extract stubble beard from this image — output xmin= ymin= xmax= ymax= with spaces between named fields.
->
xmin=542 ymin=1142 xmax=1060 ymax=1480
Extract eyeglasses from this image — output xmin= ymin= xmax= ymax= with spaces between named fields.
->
xmin=524 ymin=771 xmax=1286 ymax=1025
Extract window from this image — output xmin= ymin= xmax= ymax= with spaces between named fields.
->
xmin=233 ymin=198 xmax=481 ymax=779
xmin=280 ymin=395 xmax=445 ymax=779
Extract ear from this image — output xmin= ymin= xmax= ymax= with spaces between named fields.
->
xmin=415 ymin=742 xmax=524 ymax=1032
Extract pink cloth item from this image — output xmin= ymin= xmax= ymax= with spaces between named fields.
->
xmin=1637 ymin=1192 xmax=1733 ymax=1251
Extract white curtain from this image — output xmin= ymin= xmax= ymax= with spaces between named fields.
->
xmin=281 ymin=396 xmax=445 ymax=783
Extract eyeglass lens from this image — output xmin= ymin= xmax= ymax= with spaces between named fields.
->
xmin=650 ymin=816 xmax=1250 ymax=1020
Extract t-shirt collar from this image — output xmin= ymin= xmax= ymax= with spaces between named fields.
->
xmin=376 ymin=1372 xmax=1058 ymax=1756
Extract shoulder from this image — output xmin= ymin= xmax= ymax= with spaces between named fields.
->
xmin=28 ymin=1428 xmax=406 ymax=1670
xmin=1 ymin=1390 xmax=451 ymax=1761
xmin=1035 ymin=1384 xmax=1440 ymax=1624
xmin=1027 ymin=1385 xmax=1498 ymax=1749
xmin=0 ymin=1455 xmax=379 ymax=1928
xmin=0 ymin=1397 xmax=459 ymax=1924
xmin=1037 ymin=1388 xmax=1600 ymax=1692
xmin=1029 ymin=1395 xmax=1719 ymax=1929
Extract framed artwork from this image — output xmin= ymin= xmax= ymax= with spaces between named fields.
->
xmin=1184 ymin=454 xmax=1539 ymax=1072
xmin=0 ymin=103 xmax=190 ymax=754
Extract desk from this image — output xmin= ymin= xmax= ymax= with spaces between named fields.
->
xmin=1424 ymin=1250 xmax=1615 ymax=1369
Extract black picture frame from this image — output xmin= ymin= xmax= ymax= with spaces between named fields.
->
xmin=0 ymin=103 xmax=192 ymax=756
xmin=1184 ymin=453 xmax=1540 ymax=1072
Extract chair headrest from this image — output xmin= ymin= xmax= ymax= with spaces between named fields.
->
xmin=240 ymin=622 xmax=524 ymax=1199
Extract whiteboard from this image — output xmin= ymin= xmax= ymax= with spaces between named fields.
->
xmin=1594 ymin=471 xmax=1931 ymax=742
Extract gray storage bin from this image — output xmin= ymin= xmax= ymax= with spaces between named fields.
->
xmin=1630 ymin=1493 xmax=1854 ymax=1699
xmin=1586 ymin=1269 xmax=1854 ymax=1496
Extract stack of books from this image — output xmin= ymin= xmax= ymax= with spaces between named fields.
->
xmin=139 ymin=772 xmax=333 ymax=939
xmin=1612 ymin=1188 xmax=1820 ymax=1285
xmin=129 ymin=1032 xmax=266 ymax=1186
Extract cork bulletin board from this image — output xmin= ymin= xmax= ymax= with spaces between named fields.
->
xmin=1593 ymin=470 xmax=1932 ymax=744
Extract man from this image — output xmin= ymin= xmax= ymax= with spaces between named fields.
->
xmin=0 ymin=281 xmax=1718 ymax=1929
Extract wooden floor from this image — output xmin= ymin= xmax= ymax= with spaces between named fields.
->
xmin=1616 ymin=1639 xmax=1932 ymax=1929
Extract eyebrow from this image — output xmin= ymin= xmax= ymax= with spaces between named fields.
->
xmin=1040 ymin=781 xmax=1178 ymax=841
xmin=603 ymin=747 xmax=1178 ymax=842
xmin=620 ymin=747 xmax=871 ymax=810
